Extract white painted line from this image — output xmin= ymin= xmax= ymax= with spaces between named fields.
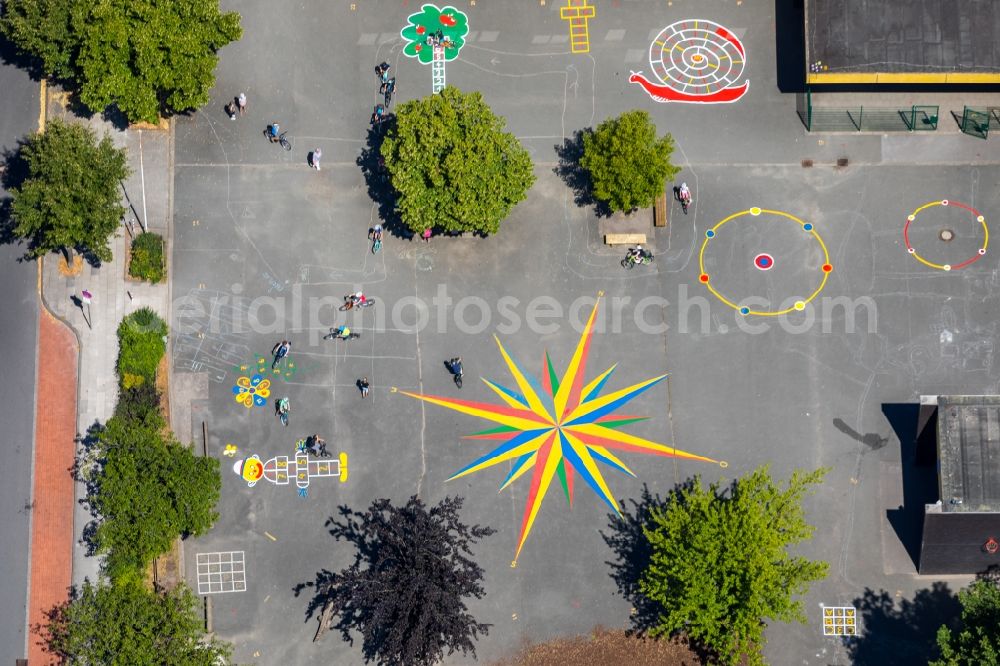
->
xmin=532 ymin=35 xmax=551 ymax=44
xmin=377 ymin=33 xmax=396 ymax=44
xmin=479 ymin=31 xmax=499 ymax=42
xmin=624 ymin=48 xmax=645 ymax=63
xmin=357 ymin=33 xmax=377 ymax=46
xmin=550 ymin=34 xmax=569 ymax=44
xmin=465 ymin=30 xmax=479 ymax=42
xmin=605 ymin=29 xmax=626 ymax=42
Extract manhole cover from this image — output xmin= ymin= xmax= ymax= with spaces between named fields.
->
xmin=939 ymin=229 xmax=955 ymax=242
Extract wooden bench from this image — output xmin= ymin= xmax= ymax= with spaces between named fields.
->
xmin=604 ymin=233 xmax=647 ymax=246
xmin=653 ymin=193 xmax=668 ymax=227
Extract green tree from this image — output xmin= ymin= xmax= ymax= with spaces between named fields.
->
xmin=932 ymin=579 xmax=1000 ymax=665
xmin=307 ymin=496 xmax=495 ymax=665
xmin=1 ymin=0 xmax=242 ymax=124
xmin=639 ymin=466 xmax=829 ymax=665
xmin=9 ymin=118 xmax=129 ymax=262
xmin=580 ymin=110 xmax=680 ymax=213
xmin=88 ymin=415 xmax=221 ymax=581
xmin=381 ymin=87 xmax=535 ymax=236
xmin=44 ymin=577 xmax=231 ymax=664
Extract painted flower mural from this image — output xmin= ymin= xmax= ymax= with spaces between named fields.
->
xmin=232 ymin=374 xmax=271 ymax=408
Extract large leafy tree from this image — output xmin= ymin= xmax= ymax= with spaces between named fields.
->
xmin=381 ymin=87 xmax=535 ymax=236
xmin=580 ymin=110 xmax=680 ymax=213
xmin=639 ymin=466 xmax=829 ymax=665
xmin=87 ymin=413 xmax=221 ymax=581
xmin=43 ymin=577 xmax=231 ymax=664
xmin=1 ymin=0 xmax=241 ymax=123
xmin=9 ymin=118 xmax=128 ymax=262
xmin=932 ymin=579 xmax=1000 ymax=665
xmin=308 ymin=496 xmax=495 ymax=665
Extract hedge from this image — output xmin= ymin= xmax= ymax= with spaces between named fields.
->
xmin=116 ymin=307 xmax=167 ymax=386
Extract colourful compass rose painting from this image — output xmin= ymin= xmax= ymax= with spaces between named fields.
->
xmin=400 ymin=297 xmax=720 ymax=561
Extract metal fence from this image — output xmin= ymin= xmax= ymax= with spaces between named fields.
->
xmin=958 ymin=106 xmax=995 ymax=139
xmin=796 ymin=90 xmax=939 ymax=133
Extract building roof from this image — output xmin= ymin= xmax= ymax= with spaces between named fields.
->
xmin=937 ymin=395 xmax=1000 ymax=512
xmin=806 ymin=0 xmax=1000 ymax=84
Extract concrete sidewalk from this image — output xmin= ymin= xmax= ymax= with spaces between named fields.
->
xmin=38 ymin=92 xmax=174 ymax=589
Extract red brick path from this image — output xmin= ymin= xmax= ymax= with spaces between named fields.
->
xmin=28 ymin=309 xmax=78 ymax=664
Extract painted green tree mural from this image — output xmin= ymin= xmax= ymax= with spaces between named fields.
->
xmin=400 ymin=4 xmax=469 ymax=92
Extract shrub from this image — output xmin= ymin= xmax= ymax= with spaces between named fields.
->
xmin=114 ymin=384 xmax=164 ymax=428
xmin=128 ymin=232 xmax=165 ymax=283
xmin=116 ymin=307 xmax=167 ymax=385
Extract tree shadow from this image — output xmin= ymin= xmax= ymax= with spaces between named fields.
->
xmin=845 ymin=583 xmax=960 ymax=665
xmin=601 ymin=484 xmax=662 ymax=633
xmin=553 ymin=129 xmax=612 ymax=218
xmin=0 ymin=142 xmax=30 ymax=249
xmin=0 ymin=33 xmax=46 ymax=80
xmin=73 ymin=419 xmax=106 ymax=557
xmin=356 ymin=122 xmax=413 ymax=242
xmin=293 ymin=504 xmax=378 ymax=651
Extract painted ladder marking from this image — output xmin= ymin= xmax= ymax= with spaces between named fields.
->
xmin=432 ymin=45 xmax=446 ymax=93
xmin=560 ymin=0 xmax=595 ymax=54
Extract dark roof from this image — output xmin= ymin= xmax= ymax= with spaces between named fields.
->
xmin=937 ymin=395 xmax=1000 ymax=512
xmin=807 ymin=0 xmax=1000 ymax=75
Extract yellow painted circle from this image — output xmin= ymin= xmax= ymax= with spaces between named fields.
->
xmin=698 ymin=209 xmax=831 ymax=317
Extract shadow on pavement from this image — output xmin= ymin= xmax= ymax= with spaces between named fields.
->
xmin=882 ymin=402 xmax=939 ymax=571
xmin=356 ymin=122 xmax=413 ymax=241
xmin=846 ymin=583 xmax=960 ymax=665
xmin=553 ymin=128 xmax=611 ymax=219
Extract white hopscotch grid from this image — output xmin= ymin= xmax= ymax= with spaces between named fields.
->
xmin=196 ymin=551 xmax=247 ymax=595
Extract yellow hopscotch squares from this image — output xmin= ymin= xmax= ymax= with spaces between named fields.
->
xmin=822 ymin=606 xmax=858 ymax=636
xmin=560 ymin=0 xmax=595 ymax=53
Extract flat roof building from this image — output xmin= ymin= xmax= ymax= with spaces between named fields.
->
xmin=919 ymin=395 xmax=1000 ymax=575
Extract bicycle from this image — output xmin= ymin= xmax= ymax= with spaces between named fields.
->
xmin=340 ymin=296 xmax=375 ymax=311
xmin=680 ymin=195 xmax=692 ymax=215
xmin=447 ymin=358 xmax=464 ymax=389
xmin=381 ymin=78 xmax=395 ymax=107
xmin=372 ymin=237 xmax=382 ymax=254
xmin=276 ymin=398 xmax=290 ymax=427
xmin=622 ymin=252 xmax=654 ymax=269
xmin=297 ymin=437 xmax=331 ymax=458
xmin=264 ymin=126 xmax=292 ymax=151
xmin=324 ymin=327 xmax=361 ymax=341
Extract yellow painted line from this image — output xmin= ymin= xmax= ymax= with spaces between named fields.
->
xmin=38 ymin=79 xmax=47 ymax=132
xmin=808 ymin=72 xmax=878 ymax=83
xmin=263 ymin=531 xmax=277 ymax=541
xmin=877 ymin=72 xmax=946 ymax=83
xmin=808 ymin=71 xmax=1000 ymax=84
xmin=947 ymin=73 xmax=1000 ymax=83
